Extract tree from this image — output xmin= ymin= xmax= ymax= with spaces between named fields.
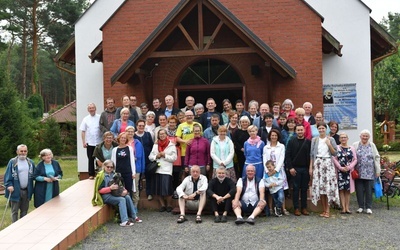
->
xmin=0 ymin=0 xmax=88 ymax=101
xmin=374 ymin=12 xmax=400 ymax=121
xmin=0 ymin=67 xmax=38 ymax=162
xmin=382 ymin=12 xmax=400 ymax=41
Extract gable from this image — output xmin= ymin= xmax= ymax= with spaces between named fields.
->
xmin=110 ymin=0 xmax=298 ymax=85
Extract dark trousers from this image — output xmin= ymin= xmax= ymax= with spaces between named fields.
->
xmin=292 ymin=167 xmax=310 ymax=209
xmin=355 ymin=179 xmax=374 ymax=209
xmin=210 ymin=197 xmax=232 ymax=213
xmin=86 ymin=145 xmax=96 ymax=177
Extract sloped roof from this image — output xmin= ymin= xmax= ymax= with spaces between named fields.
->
xmin=111 ymin=0 xmax=298 ymax=84
xmin=41 ymin=100 xmax=76 ymax=123
xmin=370 ymin=17 xmax=398 ymax=62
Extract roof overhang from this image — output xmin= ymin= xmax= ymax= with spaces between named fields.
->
xmin=322 ymin=27 xmax=343 ymax=57
xmin=90 ymin=42 xmax=103 ymax=63
xmin=54 ymin=35 xmax=75 ymax=65
xmin=370 ymin=17 xmax=398 ymax=63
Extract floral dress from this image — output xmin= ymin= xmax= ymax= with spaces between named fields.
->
xmin=311 ymin=138 xmax=340 ymax=206
xmin=336 ymin=147 xmax=353 ymax=191
xmin=356 ymin=144 xmax=375 ymax=180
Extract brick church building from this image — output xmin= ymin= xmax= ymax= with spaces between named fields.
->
xmin=55 ymin=0 xmax=397 ymax=175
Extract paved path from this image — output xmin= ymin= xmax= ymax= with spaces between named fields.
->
xmin=74 ymin=199 xmax=400 ymax=250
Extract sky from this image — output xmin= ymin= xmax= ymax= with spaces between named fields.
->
xmin=361 ymin=0 xmax=400 ymax=22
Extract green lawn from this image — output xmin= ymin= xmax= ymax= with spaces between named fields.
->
xmin=0 ymin=158 xmax=78 ymax=230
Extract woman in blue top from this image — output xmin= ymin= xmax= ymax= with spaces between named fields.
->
xmin=34 ymin=148 xmax=63 ymax=208
xmin=243 ymin=125 xmax=265 ymax=179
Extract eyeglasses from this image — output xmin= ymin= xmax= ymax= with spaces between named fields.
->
xmin=105 ymin=166 xmax=114 ymax=169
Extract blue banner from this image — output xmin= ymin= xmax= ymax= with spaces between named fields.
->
xmin=323 ymin=83 xmax=357 ymax=130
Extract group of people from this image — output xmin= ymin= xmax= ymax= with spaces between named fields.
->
xmin=84 ymin=95 xmax=381 ymax=226
xmin=4 ymin=145 xmax=63 ymax=223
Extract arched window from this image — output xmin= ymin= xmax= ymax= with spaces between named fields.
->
xmin=179 ymin=59 xmax=242 ymax=86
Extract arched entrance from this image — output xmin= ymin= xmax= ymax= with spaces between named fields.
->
xmin=175 ymin=59 xmax=244 ymax=112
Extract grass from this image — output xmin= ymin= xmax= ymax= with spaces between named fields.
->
xmin=381 ymin=152 xmax=400 ymax=162
xmin=0 ymin=158 xmax=78 ymax=230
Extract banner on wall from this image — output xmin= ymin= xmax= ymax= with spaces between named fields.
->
xmin=323 ymin=83 xmax=357 ymax=130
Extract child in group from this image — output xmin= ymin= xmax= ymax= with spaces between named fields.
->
xmin=264 ymin=160 xmax=285 ymax=217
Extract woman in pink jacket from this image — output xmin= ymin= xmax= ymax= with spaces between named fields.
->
xmin=333 ymin=132 xmax=357 ymax=214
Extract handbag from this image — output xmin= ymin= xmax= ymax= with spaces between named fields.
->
xmin=374 ymin=177 xmax=383 ymax=198
xmin=146 ymin=161 xmax=159 ymax=174
xmin=351 ymin=169 xmax=359 ymax=179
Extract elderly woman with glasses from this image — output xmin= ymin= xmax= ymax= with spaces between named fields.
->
xmin=92 ymin=160 xmax=141 ymax=227
xmin=34 ymin=148 xmax=63 ymax=208
xmin=333 ymin=132 xmax=357 ymax=214
xmin=93 ymin=131 xmax=118 ymax=171
xmin=110 ymin=107 xmax=136 ymax=138
xmin=294 ymin=107 xmax=312 ymax=140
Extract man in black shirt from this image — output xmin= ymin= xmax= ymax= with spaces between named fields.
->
xmin=285 ymin=124 xmax=311 ymax=216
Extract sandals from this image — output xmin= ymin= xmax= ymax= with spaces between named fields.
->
xmin=319 ymin=212 xmax=330 ymax=218
xmin=196 ymin=215 xmax=202 ymax=223
xmin=177 ymin=215 xmax=187 ymax=224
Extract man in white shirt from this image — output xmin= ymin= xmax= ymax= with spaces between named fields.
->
xmin=80 ymin=103 xmax=102 ymax=179
xmin=232 ymin=164 xmax=266 ymax=225
xmin=176 ymin=165 xmax=208 ymax=224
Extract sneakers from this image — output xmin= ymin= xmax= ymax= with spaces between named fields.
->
xmin=246 ymin=217 xmax=255 ymax=225
xmin=120 ymin=221 xmax=134 ymax=227
xmin=235 ymin=217 xmax=245 ymax=225
xmin=356 ymin=208 xmax=363 ymax=213
xmin=283 ymin=209 xmax=290 ymax=216
xmin=147 ymin=195 xmax=153 ymax=201
xmin=135 ymin=217 xmax=143 ymax=223
xmin=221 ymin=215 xmax=228 ymax=223
xmin=274 ymin=207 xmax=283 ymax=217
xmin=366 ymin=209 xmax=372 ymax=214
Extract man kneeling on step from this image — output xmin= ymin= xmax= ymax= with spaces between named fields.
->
xmin=176 ymin=165 xmax=208 ymax=223
xmin=232 ymin=164 xmax=266 ymax=225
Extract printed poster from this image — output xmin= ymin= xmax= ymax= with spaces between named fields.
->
xmin=323 ymin=83 xmax=357 ymax=130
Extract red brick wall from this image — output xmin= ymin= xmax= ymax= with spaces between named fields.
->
xmin=102 ymin=0 xmax=180 ymax=107
xmin=219 ymin=0 xmax=323 ymax=111
xmin=101 ymin=0 xmax=323 ymax=112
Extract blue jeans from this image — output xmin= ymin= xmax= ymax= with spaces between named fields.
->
xmin=102 ymin=194 xmax=138 ymax=223
xmin=271 ymin=188 xmax=284 ymax=208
